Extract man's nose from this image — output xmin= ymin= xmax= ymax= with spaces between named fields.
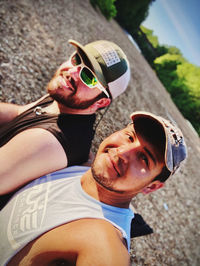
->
xmin=68 ymin=65 xmax=81 ymax=77
xmin=117 ymin=145 xmax=134 ymax=164
xmin=117 ymin=141 xmax=141 ymax=162
xmin=61 ymin=65 xmax=80 ymax=80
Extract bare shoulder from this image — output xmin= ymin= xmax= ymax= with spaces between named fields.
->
xmin=72 ymin=219 xmax=130 ymax=265
xmin=0 ymin=128 xmax=67 ymax=194
xmin=18 ymin=94 xmax=49 ymax=114
xmin=9 ymin=219 xmax=130 ymax=266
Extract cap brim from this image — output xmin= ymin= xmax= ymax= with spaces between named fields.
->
xmin=130 ymin=111 xmax=172 ymax=173
xmin=68 ymin=39 xmax=107 ymax=88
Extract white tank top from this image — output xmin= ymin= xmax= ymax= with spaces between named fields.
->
xmin=0 ymin=166 xmax=134 ymax=265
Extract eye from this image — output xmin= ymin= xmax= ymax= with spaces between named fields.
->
xmin=141 ymin=153 xmax=149 ymax=167
xmin=128 ymin=135 xmax=134 ymax=142
xmin=124 ymin=126 xmax=135 ymax=143
xmin=129 ymin=135 xmax=134 ymax=142
xmin=71 ymin=53 xmax=81 ymax=66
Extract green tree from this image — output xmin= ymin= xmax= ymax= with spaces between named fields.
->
xmin=90 ymin=0 xmax=117 ymax=20
xmin=134 ymin=26 xmax=183 ymax=67
xmin=154 ymin=54 xmax=200 ymax=135
xmin=176 ymin=63 xmax=200 ymax=134
xmin=133 ymin=26 xmax=158 ymax=67
xmin=115 ymin=0 xmax=155 ymax=34
xmin=140 ymin=26 xmax=159 ymax=47
xmin=90 ymin=0 xmax=155 ymax=32
xmin=165 ymin=45 xmax=182 ymax=55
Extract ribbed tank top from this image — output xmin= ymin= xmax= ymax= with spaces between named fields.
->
xmin=0 ymin=166 xmax=134 ymax=265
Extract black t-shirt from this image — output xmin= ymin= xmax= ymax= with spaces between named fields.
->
xmin=0 ymin=95 xmax=96 ymax=209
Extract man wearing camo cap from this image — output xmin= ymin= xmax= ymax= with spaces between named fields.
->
xmin=0 ymin=39 xmax=130 ymax=199
xmin=0 ymin=111 xmax=187 ymax=265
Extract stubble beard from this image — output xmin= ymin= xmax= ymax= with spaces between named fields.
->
xmin=50 ymin=91 xmax=101 ymax=110
xmin=91 ymin=162 xmax=123 ymax=194
xmin=47 ymin=81 xmax=104 ymax=110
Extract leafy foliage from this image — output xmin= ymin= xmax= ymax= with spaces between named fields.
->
xmin=154 ymin=55 xmax=200 ymax=135
xmin=90 ymin=0 xmax=154 ymax=26
xmin=133 ymin=26 xmax=183 ymax=67
xmin=140 ymin=26 xmax=159 ymax=47
xmin=133 ymin=26 xmax=158 ymax=67
xmin=115 ymin=0 xmax=155 ymax=34
xmin=133 ymin=25 xmax=200 ymax=135
xmin=90 ymin=0 xmax=117 ymax=20
xmin=89 ymin=0 xmax=200 ymax=135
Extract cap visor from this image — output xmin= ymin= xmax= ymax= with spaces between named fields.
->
xmin=130 ymin=111 xmax=172 ymax=172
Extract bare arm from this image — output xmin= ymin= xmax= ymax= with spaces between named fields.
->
xmin=0 ymin=95 xmax=49 ymax=126
xmin=0 ymin=128 xmax=68 ymax=194
xmin=0 ymin=102 xmax=21 ymax=126
xmin=76 ymin=220 xmax=130 ymax=266
xmin=9 ymin=219 xmax=130 ymax=266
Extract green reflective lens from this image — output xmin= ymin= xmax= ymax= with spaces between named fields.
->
xmin=81 ymin=67 xmax=98 ymax=88
xmin=71 ymin=52 xmax=101 ymax=89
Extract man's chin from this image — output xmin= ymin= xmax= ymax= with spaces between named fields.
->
xmin=91 ymin=167 xmax=124 ymax=194
xmin=47 ymin=86 xmax=69 ymax=100
xmin=47 ymin=87 xmax=101 ymax=110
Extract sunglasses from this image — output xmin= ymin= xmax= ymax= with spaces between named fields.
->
xmin=70 ymin=52 xmax=110 ymax=98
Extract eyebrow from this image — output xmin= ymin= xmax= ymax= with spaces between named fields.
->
xmin=127 ymin=123 xmax=137 ymax=138
xmin=144 ymin=147 xmax=156 ymax=166
xmin=127 ymin=123 xmax=157 ymax=166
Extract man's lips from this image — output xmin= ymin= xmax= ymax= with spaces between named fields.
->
xmin=60 ymin=76 xmax=74 ymax=92
xmin=107 ymin=150 xmax=121 ymax=177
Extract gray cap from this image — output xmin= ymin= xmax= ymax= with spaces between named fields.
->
xmin=68 ymin=39 xmax=130 ymax=99
xmin=130 ymin=111 xmax=187 ymax=180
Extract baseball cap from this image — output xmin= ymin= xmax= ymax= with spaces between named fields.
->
xmin=68 ymin=39 xmax=130 ymax=99
xmin=130 ymin=111 xmax=187 ymax=181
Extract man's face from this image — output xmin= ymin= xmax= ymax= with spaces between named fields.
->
xmin=46 ymin=56 xmax=104 ymax=109
xmin=91 ymin=123 xmax=164 ymax=196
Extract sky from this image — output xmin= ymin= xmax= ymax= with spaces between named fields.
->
xmin=142 ymin=0 xmax=200 ymax=66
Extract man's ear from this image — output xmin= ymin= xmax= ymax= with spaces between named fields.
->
xmin=95 ymin=98 xmax=111 ymax=109
xmin=141 ymin=181 xmax=164 ymax=195
xmin=89 ymin=98 xmax=111 ymax=113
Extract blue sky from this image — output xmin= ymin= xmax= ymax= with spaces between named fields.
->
xmin=142 ymin=0 xmax=200 ymax=66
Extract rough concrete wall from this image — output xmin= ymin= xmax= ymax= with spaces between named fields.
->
xmin=0 ymin=0 xmax=200 ymax=265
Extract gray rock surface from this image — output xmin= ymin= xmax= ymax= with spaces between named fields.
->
xmin=0 ymin=0 xmax=200 ymax=265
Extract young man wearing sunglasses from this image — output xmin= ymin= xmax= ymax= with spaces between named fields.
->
xmin=0 ymin=39 xmax=130 ymax=200
xmin=0 ymin=111 xmax=187 ymax=266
